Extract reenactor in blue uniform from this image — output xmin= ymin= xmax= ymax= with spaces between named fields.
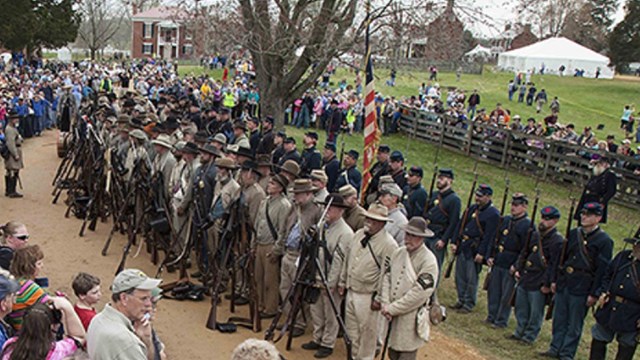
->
xmin=589 ymin=234 xmax=640 ymax=360
xmin=402 ymin=166 xmax=428 ymax=219
xmin=388 ymin=151 xmax=407 ymax=192
xmin=334 ymin=150 xmax=362 ymax=194
xmin=300 ymin=131 xmax=322 ymax=177
xmin=424 ymin=168 xmax=461 ymax=270
xmin=278 ymin=137 xmax=302 ymax=166
xmin=574 ymin=156 xmax=617 ymax=224
xmin=451 ymin=184 xmax=500 ymax=313
xmin=486 ymin=193 xmax=531 ymax=328
xmin=271 ymin=131 xmax=287 ymax=170
xmin=510 ymin=206 xmax=564 ymax=344
xmin=256 ymin=116 xmax=275 ymax=155
xmin=322 ymin=142 xmax=340 ymax=192
xmin=362 ymin=144 xmax=390 ymax=207
xmin=541 ymin=202 xmax=613 ymax=360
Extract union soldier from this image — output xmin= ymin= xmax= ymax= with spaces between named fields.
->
xmin=378 ymin=183 xmax=408 ymax=246
xmin=271 ymin=131 xmax=287 ymax=169
xmin=424 ymin=168 xmax=461 ymax=271
xmin=388 ymin=151 xmax=407 ymax=191
xmin=278 ymin=137 xmax=302 ymax=166
xmin=590 ymin=234 xmax=640 ymax=360
xmin=541 ymin=202 xmax=613 ymax=360
xmin=151 ymin=134 xmax=177 ymax=198
xmin=338 ymin=203 xmax=398 ymax=360
xmin=232 ymin=120 xmax=250 ymax=149
xmin=339 ymin=185 xmax=366 ymax=232
xmin=274 ymin=179 xmax=322 ymax=337
xmin=510 ymin=206 xmax=563 ymax=344
xmin=574 ymin=156 xmax=617 ymax=224
xmin=302 ymin=193 xmax=354 ymax=358
xmin=4 ymin=113 xmax=24 ymax=198
xmin=403 ymin=166 xmax=427 ymax=218
xmin=451 ymin=184 xmax=500 ymax=313
xmin=247 ymin=117 xmax=261 ymax=156
xmin=300 ymin=131 xmax=322 ymax=177
xmin=252 ymin=174 xmax=291 ymax=318
xmin=334 ymin=150 xmax=362 ymax=194
xmin=363 ymin=144 xmax=391 ymax=207
xmin=486 ymin=193 xmax=531 ymax=328
xmin=256 ymin=116 xmax=275 ymax=155
xmin=310 ymin=169 xmax=329 ymax=203
xmin=322 ymin=142 xmax=340 ymax=192
xmin=381 ymin=217 xmax=438 ymax=360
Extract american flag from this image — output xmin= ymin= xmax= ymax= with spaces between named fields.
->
xmin=361 ymin=7 xmax=381 ymax=203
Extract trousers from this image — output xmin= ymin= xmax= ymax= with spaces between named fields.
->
xmin=310 ymin=288 xmax=342 ymax=348
xmin=279 ymin=252 xmax=307 ymax=330
xmin=455 ymin=254 xmax=482 ymax=311
xmin=549 ymin=287 xmax=588 ymax=360
xmin=514 ymin=286 xmax=547 ymax=343
xmin=255 ymin=243 xmax=280 ymax=315
xmin=486 ymin=266 xmax=516 ymax=327
xmin=346 ymin=290 xmax=379 ymax=360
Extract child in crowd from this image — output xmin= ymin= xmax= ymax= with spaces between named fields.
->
xmin=71 ymin=273 xmax=101 ymax=331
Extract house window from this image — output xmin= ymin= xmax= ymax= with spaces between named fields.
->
xmin=183 ymin=44 xmax=193 ymax=55
xmin=143 ymin=23 xmax=153 ymax=39
xmin=185 ymin=32 xmax=192 ymax=41
xmin=142 ymin=43 xmax=153 ymax=55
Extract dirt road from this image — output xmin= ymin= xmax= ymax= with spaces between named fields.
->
xmin=0 ymin=130 xmax=486 ymax=359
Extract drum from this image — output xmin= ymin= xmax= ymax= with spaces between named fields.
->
xmin=57 ymin=132 xmax=69 ymax=158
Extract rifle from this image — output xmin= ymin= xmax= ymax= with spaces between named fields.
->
xmin=338 ymin=134 xmax=345 ymax=166
xmin=206 ymin=196 xmax=241 ymax=331
xmin=483 ymin=174 xmax=510 ymax=291
xmin=422 ymin=144 xmax=441 ymax=218
xmin=444 ymin=160 xmax=479 ymax=279
xmin=544 ymin=196 xmax=576 ymax=320
xmin=509 ymin=187 xmax=540 ymax=307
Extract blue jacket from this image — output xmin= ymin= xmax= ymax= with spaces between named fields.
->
xmin=403 ymin=183 xmax=428 ymax=219
xmin=517 ymin=227 xmax=564 ymax=291
xmin=322 ymin=156 xmax=340 ymax=192
xmin=425 ymin=188 xmax=461 ymax=245
xmin=334 ymin=165 xmax=362 ymax=194
xmin=456 ymin=201 xmax=500 ymax=259
xmin=491 ymin=214 xmax=531 ymax=268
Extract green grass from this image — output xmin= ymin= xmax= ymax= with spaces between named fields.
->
xmin=283 ymin=125 xmax=637 ymax=360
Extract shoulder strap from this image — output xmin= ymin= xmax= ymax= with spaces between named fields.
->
xmin=474 ymin=209 xmax=485 ymax=236
xmin=265 ymin=200 xmax=279 ymax=242
xmin=366 ymin=240 xmax=381 ymax=270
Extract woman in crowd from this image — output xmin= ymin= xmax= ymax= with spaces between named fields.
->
xmin=0 ymin=222 xmax=29 ymax=271
xmin=7 ymin=245 xmax=50 ymax=332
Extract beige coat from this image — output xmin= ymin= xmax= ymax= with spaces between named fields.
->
xmin=381 ymin=245 xmax=439 ymax=352
xmin=4 ymin=124 xmax=23 ymax=170
xmin=242 ymin=183 xmax=266 ymax=226
xmin=344 ymin=204 xmax=366 ymax=232
xmin=253 ymin=194 xmax=292 ymax=249
xmin=152 ymin=150 xmax=177 ymax=198
xmin=319 ymin=217 xmax=354 ymax=289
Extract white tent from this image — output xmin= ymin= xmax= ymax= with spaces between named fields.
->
xmin=464 ymin=45 xmax=493 ymax=60
xmin=497 ymin=37 xmax=614 ymax=79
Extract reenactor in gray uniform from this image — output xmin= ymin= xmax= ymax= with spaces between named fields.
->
xmin=208 ymin=157 xmax=240 ymax=259
xmin=232 ymin=120 xmax=250 ymax=149
xmin=169 ymin=142 xmax=199 ymax=257
xmin=151 ymin=134 xmax=177 ymax=198
xmin=274 ymin=179 xmax=321 ymax=337
xmin=381 ymin=217 xmax=438 ymax=360
xmin=256 ymin=154 xmax=272 ymax=193
xmin=310 ymin=169 xmax=329 ymax=203
xmin=3 ymin=113 xmax=23 ymax=198
xmin=252 ymin=174 xmax=291 ymax=318
xmin=302 ymin=193 xmax=354 ymax=358
xmin=338 ymin=203 xmax=398 ymax=360
xmin=339 ymin=185 xmax=366 ymax=232
xmin=378 ymin=183 xmax=408 ymax=246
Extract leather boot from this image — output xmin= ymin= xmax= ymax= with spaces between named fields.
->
xmin=589 ymin=339 xmax=608 ymax=360
xmin=615 ymin=344 xmax=637 ymax=360
xmin=4 ymin=176 xmax=9 ymax=196
xmin=8 ymin=176 xmax=22 ymax=198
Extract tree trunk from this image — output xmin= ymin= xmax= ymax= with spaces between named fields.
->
xmin=90 ymin=48 xmax=96 ymax=60
xmin=261 ymin=96 xmax=286 ymax=130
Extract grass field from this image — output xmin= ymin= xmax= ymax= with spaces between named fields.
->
xmin=179 ymin=64 xmax=639 ymax=359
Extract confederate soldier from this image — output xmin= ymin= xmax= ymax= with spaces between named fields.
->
xmin=574 ymin=156 xmax=617 ymax=224
xmin=322 ymin=142 xmax=340 ymax=192
xmin=403 ymin=166 xmax=427 ymax=218
xmin=239 ymin=160 xmax=266 ymax=229
xmin=338 ymin=203 xmax=398 ymax=360
xmin=451 ymin=184 xmax=500 ymax=313
xmin=424 ymin=168 xmax=461 ymax=270
xmin=381 ymin=217 xmax=438 ymax=360
xmin=192 ymin=144 xmax=220 ymax=275
xmin=486 ymin=193 xmax=531 ymax=328
xmin=274 ymin=179 xmax=322 ymax=337
xmin=510 ymin=206 xmax=563 ymax=344
xmin=334 ymin=150 xmax=362 ymax=194
xmin=169 ymin=142 xmax=199 ymax=257
xmin=278 ymin=137 xmax=302 ymax=166
xmin=57 ymin=84 xmax=78 ymax=132
xmin=339 ymin=185 xmax=366 ymax=232
xmin=151 ymin=134 xmax=177 ymax=199
xmin=363 ymin=144 xmax=391 ymax=207
xmin=378 ymin=183 xmax=408 ymax=246
xmin=4 ymin=113 xmax=23 ymax=198
xmin=210 ymin=133 xmax=227 ymax=153
xmin=232 ymin=120 xmax=250 ymax=149
xmin=165 ymin=118 xmax=183 ymax=145
xmin=388 ymin=151 xmax=407 ymax=191
xmin=590 ymin=234 xmax=640 ymax=360
xmin=207 ymin=157 xmax=241 ymax=263
xmin=124 ymin=129 xmax=151 ymax=182
xmin=302 ymin=193 xmax=354 ymax=358
xmin=310 ymin=169 xmax=329 ymax=203
xmin=541 ymin=202 xmax=613 ymax=360
xmin=300 ymin=132 xmax=322 ymax=177
xmin=256 ymin=154 xmax=271 ymax=193
xmin=252 ymin=174 xmax=291 ymax=318
xmin=256 ymin=116 xmax=275 ymax=155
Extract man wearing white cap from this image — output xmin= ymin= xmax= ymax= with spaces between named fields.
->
xmin=151 ymin=134 xmax=177 ymax=198
xmin=87 ymin=269 xmax=162 ymax=360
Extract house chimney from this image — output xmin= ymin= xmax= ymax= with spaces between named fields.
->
xmin=132 ymin=2 xmax=138 ymax=15
xmin=446 ymin=0 xmax=454 ymax=10
xmin=524 ymin=24 xmax=532 ymax=33
xmin=504 ymin=24 xmax=511 ymax=32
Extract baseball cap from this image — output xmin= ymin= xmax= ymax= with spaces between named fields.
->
xmin=0 ymin=275 xmax=19 ymax=300
xmin=111 ymin=269 xmax=162 ymax=293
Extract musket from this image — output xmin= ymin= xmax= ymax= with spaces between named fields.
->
xmin=545 ymin=196 xmax=576 ymax=320
xmin=422 ymin=144 xmax=441 ymax=218
xmin=509 ymin=186 xmax=540 ymax=307
xmin=445 ymin=160 xmax=479 ymax=279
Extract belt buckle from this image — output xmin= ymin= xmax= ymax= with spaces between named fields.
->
xmin=463 ymin=235 xmax=469 ymax=241
xmin=526 ymin=260 xmax=533 ymax=267
xmin=498 ymin=245 xmax=504 ymax=253
xmin=565 ymin=266 xmax=574 ymax=274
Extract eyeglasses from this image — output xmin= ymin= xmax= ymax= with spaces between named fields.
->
xmin=13 ymin=235 xmax=29 ymax=241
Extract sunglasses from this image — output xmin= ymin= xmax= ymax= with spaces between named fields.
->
xmin=13 ymin=235 xmax=29 ymax=241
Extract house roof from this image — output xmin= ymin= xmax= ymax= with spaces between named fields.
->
xmin=500 ymin=37 xmax=609 ymax=62
xmin=132 ymin=6 xmax=187 ymax=22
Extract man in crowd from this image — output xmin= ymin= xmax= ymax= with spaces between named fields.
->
xmin=363 ymin=144 xmax=391 ymax=207
xmin=339 ymin=184 xmax=366 ymax=232
xmin=322 ymin=142 xmax=340 ymax=192
xmin=388 ymin=151 xmax=407 ymax=191
xmin=310 ymin=169 xmax=329 ymax=202
xmin=424 ymin=168 xmax=460 ymax=271
xmin=87 ymin=269 xmax=162 ymax=360
xmin=279 ymin=137 xmax=302 ymax=166
xmin=335 ymin=150 xmax=362 ymax=194
xmin=403 ymin=166 xmax=427 ymax=218
xmin=378 ymin=183 xmax=407 ymax=246
xmin=300 ymin=131 xmax=322 ymax=177
xmin=574 ymin=157 xmax=617 ymax=224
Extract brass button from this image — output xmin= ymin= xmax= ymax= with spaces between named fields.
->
xmin=503 ymin=229 xmax=509 ymax=236
xmin=463 ymin=235 xmax=469 ymax=240
xmin=498 ymin=245 xmax=504 ymax=252
xmin=526 ymin=261 xmax=533 ymax=267
xmin=532 ymin=246 xmax=538 ymax=252
xmin=566 ymin=266 xmax=574 ymax=274
xmin=434 ymin=199 xmax=440 ymax=205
